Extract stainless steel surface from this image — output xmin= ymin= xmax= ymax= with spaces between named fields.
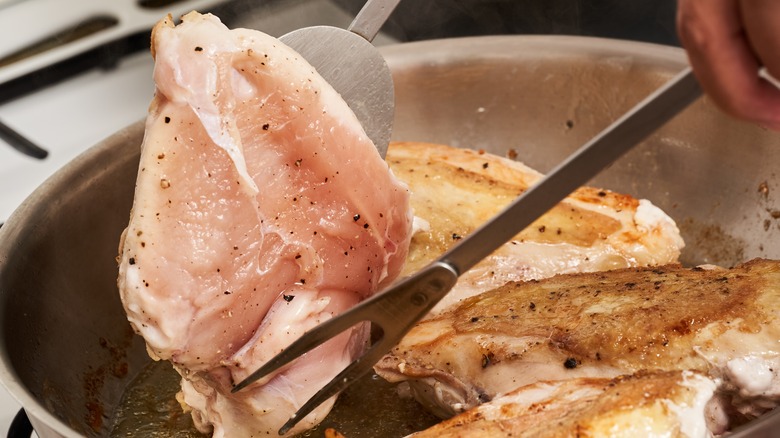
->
xmin=0 ymin=123 xmax=148 ymax=438
xmin=233 ymin=68 xmax=702 ymax=432
xmin=279 ymin=0 xmax=398 ymax=158
xmin=1 ymin=35 xmax=779 ymax=437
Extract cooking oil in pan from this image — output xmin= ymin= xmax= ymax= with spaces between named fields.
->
xmin=109 ymin=360 xmax=439 ymax=437
xmin=109 ymin=360 xmax=205 ymax=437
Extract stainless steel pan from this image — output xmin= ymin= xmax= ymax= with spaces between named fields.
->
xmin=1 ymin=35 xmax=779 ymax=437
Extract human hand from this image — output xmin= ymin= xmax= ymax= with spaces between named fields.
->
xmin=677 ymin=0 xmax=780 ymax=129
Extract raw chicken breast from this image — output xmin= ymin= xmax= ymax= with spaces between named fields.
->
xmin=409 ymin=371 xmax=721 ymax=438
xmin=376 ymin=259 xmax=780 ymax=423
xmin=116 ymin=12 xmax=412 ymax=437
xmin=386 ymin=142 xmax=684 ymax=314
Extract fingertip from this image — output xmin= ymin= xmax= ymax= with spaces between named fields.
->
xmin=684 ymin=40 xmax=780 ymax=128
xmin=711 ymin=78 xmax=780 ymax=130
xmin=677 ymin=0 xmax=780 ymax=130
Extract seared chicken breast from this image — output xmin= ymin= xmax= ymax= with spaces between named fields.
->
xmin=409 ymin=371 xmax=721 ymax=438
xmin=386 ymin=142 xmax=684 ymax=314
xmin=117 ymin=12 xmax=412 ymax=437
xmin=376 ymin=259 xmax=780 ymax=422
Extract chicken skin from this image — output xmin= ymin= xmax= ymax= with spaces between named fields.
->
xmin=386 ymin=142 xmax=684 ymax=314
xmin=409 ymin=371 xmax=721 ymax=438
xmin=376 ymin=260 xmax=780 ymax=424
xmin=117 ymin=12 xmax=412 ymax=437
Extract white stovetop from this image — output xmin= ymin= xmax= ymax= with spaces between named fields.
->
xmin=0 ymin=1 xmax=395 ymax=435
xmin=0 ymin=51 xmax=154 ymax=223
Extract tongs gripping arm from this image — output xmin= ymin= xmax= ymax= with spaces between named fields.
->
xmin=231 ymin=261 xmax=458 ymax=433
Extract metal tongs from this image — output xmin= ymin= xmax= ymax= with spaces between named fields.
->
xmin=233 ymin=68 xmax=701 ymax=436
